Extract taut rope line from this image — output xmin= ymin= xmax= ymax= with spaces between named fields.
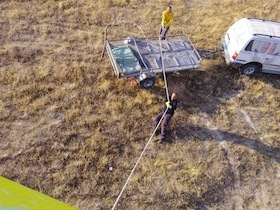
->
xmin=159 ymin=37 xmax=170 ymax=101
xmin=112 ymin=107 xmax=169 ymax=210
xmin=112 ymin=36 xmax=171 ymax=210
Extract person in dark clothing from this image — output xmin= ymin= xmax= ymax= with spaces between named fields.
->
xmin=153 ymin=92 xmax=178 ymax=143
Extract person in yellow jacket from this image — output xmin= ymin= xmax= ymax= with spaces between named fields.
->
xmin=160 ymin=6 xmax=174 ymax=40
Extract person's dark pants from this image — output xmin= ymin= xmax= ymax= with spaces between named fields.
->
xmin=153 ymin=111 xmax=172 ymax=140
xmin=159 ymin=26 xmax=170 ymax=40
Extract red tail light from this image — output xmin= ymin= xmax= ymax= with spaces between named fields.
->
xmin=232 ymin=51 xmax=239 ymax=60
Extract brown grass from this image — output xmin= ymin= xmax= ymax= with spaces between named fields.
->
xmin=0 ymin=0 xmax=280 ymax=209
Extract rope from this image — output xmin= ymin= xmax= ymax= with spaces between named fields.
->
xmin=111 ymin=107 xmax=169 ymax=210
xmin=112 ymin=36 xmax=172 ymax=210
xmin=159 ymin=37 xmax=170 ymax=101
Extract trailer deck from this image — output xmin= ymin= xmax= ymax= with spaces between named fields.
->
xmin=106 ymin=36 xmax=202 ymax=78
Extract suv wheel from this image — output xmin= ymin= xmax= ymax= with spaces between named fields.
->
xmin=240 ymin=63 xmax=261 ymax=76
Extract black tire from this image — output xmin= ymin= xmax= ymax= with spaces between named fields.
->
xmin=240 ymin=63 xmax=261 ymax=76
xmin=140 ymin=77 xmax=156 ymax=88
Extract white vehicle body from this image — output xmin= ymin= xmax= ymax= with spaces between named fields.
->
xmin=222 ymin=18 xmax=280 ymax=75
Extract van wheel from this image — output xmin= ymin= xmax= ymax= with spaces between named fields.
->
xmin=240 ymin=63 xmax=261 ymax=76
xmin=140 ymin=77 xmax=156 ymax=88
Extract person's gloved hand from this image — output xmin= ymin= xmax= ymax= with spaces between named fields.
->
xmin=165 ymin=101 xmax=172 ymax=109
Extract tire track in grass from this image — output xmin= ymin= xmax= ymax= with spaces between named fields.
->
xmin=223 ymin=93 xmax=280 ymax=164
xmin=197 ymin=113 xmax=241 ymax=194
xmin=222 ymin=92 xmax=272 ymax=207
xmin=224 ymin=93 xmax=263 ymax=142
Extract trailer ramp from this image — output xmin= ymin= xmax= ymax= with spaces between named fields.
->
xmin=106 ymin=36 xmax=202 ymax=78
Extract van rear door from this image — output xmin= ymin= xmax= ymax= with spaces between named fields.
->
xmin=263 ymin=43 xmax=280 ymax=73
xmin=223 ymin=19 xmax=251 ymax=64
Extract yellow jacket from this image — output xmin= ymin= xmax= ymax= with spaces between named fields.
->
xmin=162 ymin=10 xmax=174 ymax=27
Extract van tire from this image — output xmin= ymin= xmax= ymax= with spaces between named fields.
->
xmin=240 ymin=63 xmax=261 ymax=76
xmin=140 ymin=77 xmax=156 ymax=88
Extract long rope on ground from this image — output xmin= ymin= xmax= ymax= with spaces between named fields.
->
xmin=112 ymin=107 xmax=169 ymax=210
xmin=112 ymin=36 xmax=171 ymax=210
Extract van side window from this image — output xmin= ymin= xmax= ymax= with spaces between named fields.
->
xmin=267 ymin=43 xmax=280 ymax=56
xmin=245 ymin=40 xmax=271 ymax=53
xmin=245 ymin=40 xmax=254 ymax=51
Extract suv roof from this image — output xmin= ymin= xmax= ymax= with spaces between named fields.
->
xmin=245 ymin=18 xmax=280 ymax=39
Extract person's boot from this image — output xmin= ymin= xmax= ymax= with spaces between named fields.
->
xmin=158 ymin=137 xmax=165 ymax=143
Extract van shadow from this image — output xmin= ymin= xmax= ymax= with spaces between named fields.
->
xmin=173 ymin=125 xmax=280 ymax=163
xmin=252 ymin=73 xmax=280 ymax=89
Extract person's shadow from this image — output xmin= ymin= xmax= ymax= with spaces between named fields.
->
xmin=172 ymin=125 xmax=280 ymax=163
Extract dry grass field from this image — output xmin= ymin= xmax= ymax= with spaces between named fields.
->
xmin=0 ymin=0 xmax=280 ymax=209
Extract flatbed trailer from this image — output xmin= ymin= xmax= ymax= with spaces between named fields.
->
xmin=103 ymin=23 xmax=202 ymax=88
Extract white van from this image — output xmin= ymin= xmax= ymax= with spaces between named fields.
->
xmin=222 ymin=18 xmax=280 ymax=76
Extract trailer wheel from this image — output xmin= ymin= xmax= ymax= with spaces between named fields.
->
xmin=140 ymin=77 xmax=156 ymax=88
xmin=240 ymin=63 xmax=261 ymax=76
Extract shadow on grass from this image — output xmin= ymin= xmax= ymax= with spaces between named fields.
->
xmin=174 ymin=125 xmax=280 ymax=163
xmin=148 ymin=62 xmax=280 ymax=115
xmin=252 ymin=72 xmax=280 ymax=89
xmin=146 ymin=63 xmax=242 ymax=117
xmin=147 ymin=62 xmax=280 ymax=162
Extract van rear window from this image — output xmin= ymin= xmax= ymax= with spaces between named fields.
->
xmin=227 ymin=33 xmax=230 ymax=41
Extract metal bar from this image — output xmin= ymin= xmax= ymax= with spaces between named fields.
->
xmin=106 ymin=42 xmax=122 ymax=77
xmin=173 ymin=57 xmax=180 ymax=66
xmin=163 ymin=40 xmax=172 ymax=51
xmin=101 ymin=21 xmax=149 ymax=60
xmin=197 ymin=49 xmax=222 ymax=59
xmin=188 ymin=54 xmax=195 ymax=66
xmin=101 ymin=23 xmax=119 ymax=60
xmin=188 ymin=38 xmax=202 ymax=63
xmin=131 ymin=38 xmax=149 ymax=71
